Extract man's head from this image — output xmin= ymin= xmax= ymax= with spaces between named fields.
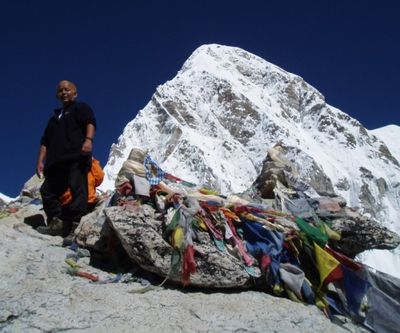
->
xmin=56 ymin=80 xmax=78 ymax=105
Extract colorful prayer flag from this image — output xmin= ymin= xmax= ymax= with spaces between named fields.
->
xmin=314 ymin=242 xmax=343 ymax=287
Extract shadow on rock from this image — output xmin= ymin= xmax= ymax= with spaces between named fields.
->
xmin=23 ymin=214 xmax=46 ymax=229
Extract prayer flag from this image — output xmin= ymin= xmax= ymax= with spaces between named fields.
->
xmin=314 ymin=242 xmax=343 ymax=287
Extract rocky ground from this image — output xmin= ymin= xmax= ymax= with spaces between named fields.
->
xmin=0 ymin=207 xmax=368 ymax=333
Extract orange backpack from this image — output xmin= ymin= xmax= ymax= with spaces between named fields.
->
xmin=60 ymin=157 xmax=104 ymax=205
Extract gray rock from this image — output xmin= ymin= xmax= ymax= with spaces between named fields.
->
xmin=330 ymin=212 xmax=400 ymax=257
xmin=20 ymin=174 xmax=44 ymax=199
xmin=75 ymin=198 xmax=110 ymax=252
xmin=254 ymin=143 xmax=335 ymax=199
xmin=105 ymin=205 xmax=256 ymax=288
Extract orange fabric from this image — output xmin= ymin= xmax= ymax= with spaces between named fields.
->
xmin=60 ymin=158 xmax=104 ymax=205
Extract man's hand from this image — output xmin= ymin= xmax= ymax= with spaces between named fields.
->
xmin=81 ymin=138 xmax=93 ymax=154
xmin=36 ymin=162 xmax=44 ymax=178
xmin=36 ymin=145 xmax=47 ymax=178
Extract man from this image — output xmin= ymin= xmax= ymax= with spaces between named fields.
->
xmin=36 ymin=80 xmax=96 ymax=241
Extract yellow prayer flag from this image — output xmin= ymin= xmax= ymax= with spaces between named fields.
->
xmin=314 ymin=242 xmax=340 ymax=287
xmin=172 ymin=227 xmax=184 ymax=250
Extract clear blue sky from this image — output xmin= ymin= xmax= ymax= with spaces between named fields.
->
xmin=0 ymin=0 xmax=399 ymax=197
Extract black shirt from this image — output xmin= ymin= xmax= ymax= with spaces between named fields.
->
xmin=41 ymin=101 xmax=96 ymax=171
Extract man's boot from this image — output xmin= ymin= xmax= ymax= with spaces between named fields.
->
xmin=62 ymin=221 xmax=80 ymax=247
xmin=37 ymin=216 xmax=64 ymax=236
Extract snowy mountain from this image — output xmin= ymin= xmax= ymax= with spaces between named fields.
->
xmin=0 ymin=192 xmax=14 ymax=204
xmin=370 ymin=125 xmax=400 ymax=161
xmin=101 ymin=44 xmax=400 ymax=277
xmin=360 ymin=125 xmax=400 ymax=276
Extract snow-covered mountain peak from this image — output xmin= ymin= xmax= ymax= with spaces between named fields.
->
xmin=101 ymin=43 xmax=399 ymax=223
xmin=100 ymin=43 xmax=400 ymax=276
xmin=181 ymin=44 xmax=297 ymax=86
xmin=176 ymin=44 xmax=325 ymax=120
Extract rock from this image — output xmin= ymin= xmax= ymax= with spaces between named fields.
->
xmin=15 ymin=203 xmax=47 ymax=230
xmin=1 ymin=213 xmax=363 ymax=333
xmin=20 ymin=174 xmax=44 ymax=200
xmin=105 ymin=205 xmax=256 ymax=288
xmin=330 ymin=211 xmax=400 ymax=257
xmin=255 ymin=144 xmax=336 ymax=199
xmin=74 ymin=198 xmax=111 ymax=252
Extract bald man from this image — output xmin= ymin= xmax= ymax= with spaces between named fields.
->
xmin=36 ymin=80 xmax=96 ymax=242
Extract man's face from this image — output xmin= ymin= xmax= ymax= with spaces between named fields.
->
xmin=56 ymin=81 xmax=77 ymax=105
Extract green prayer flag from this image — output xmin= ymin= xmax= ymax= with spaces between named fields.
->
xmin=295 ymin=217 xmax=328 ymax=247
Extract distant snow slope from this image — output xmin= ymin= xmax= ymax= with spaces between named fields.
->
xmin=0 ymin=192 xmax=14 ymax=203
xmin=101 ymin=44 xmax=400 ymax=277
xmin=370 ymin=125 xmax=400 ymax=160
xmin=0 ymin=192 xmax=16 ymax=207
xmin=360 ymin=125 xmax=400 ymax=277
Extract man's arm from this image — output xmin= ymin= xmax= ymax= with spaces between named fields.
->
xmin=36 ymin=145 xmax=47 ymax=178
xmin=81 ymin=123 xmax=95 ymax=154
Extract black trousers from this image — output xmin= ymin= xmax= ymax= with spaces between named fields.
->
xmin=41 ymin=158 xmax=90 ymax=224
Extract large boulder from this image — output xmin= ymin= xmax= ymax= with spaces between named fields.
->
xmin=104 ymin=205 xmax=257 ymax=288
xmin=330 ymin=211 xmax=400 ymax=257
